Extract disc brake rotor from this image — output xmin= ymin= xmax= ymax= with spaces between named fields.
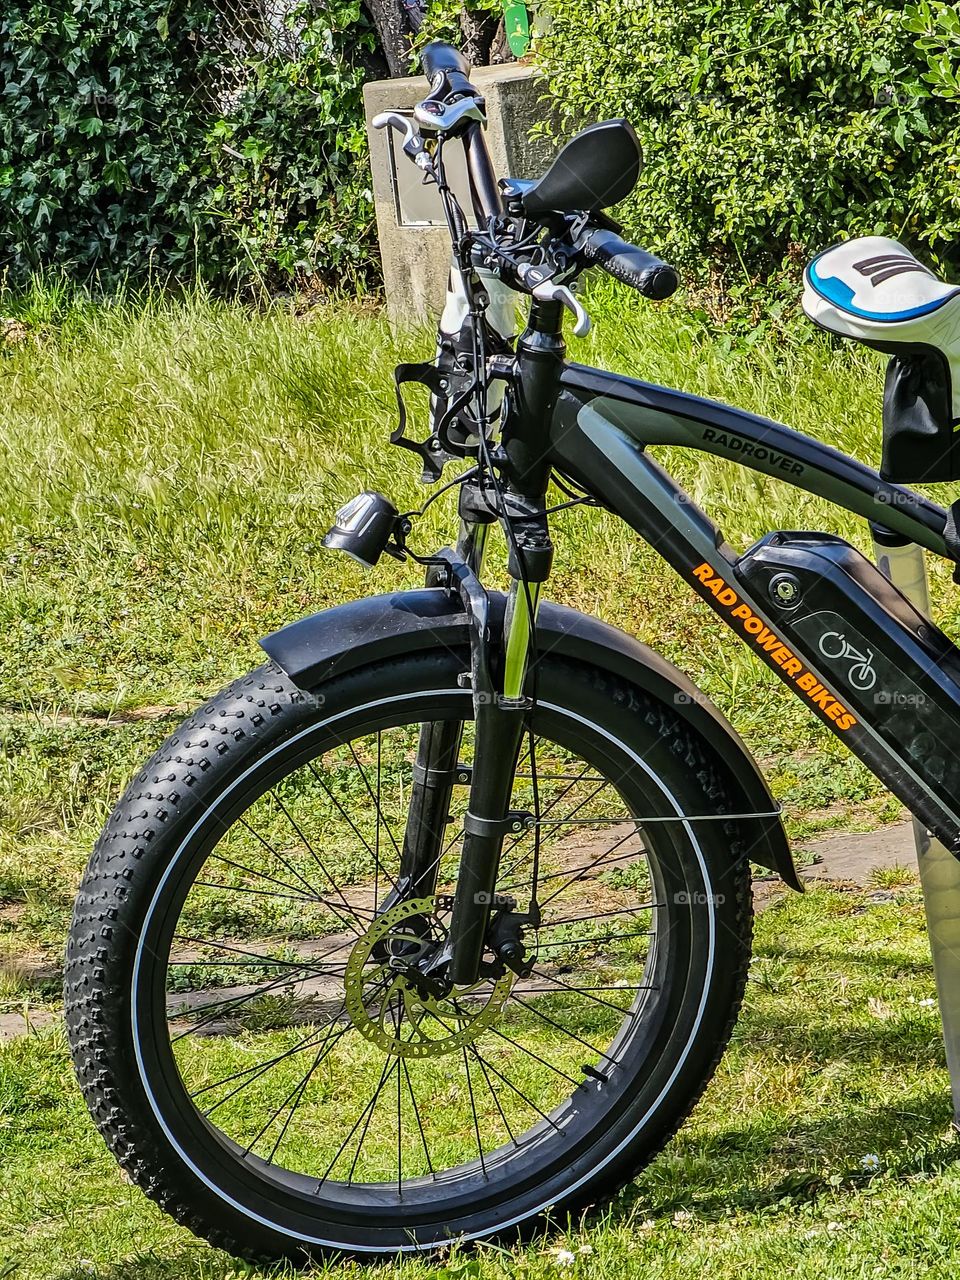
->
xmin=344 ymin=897 xmax=514 ymax=1059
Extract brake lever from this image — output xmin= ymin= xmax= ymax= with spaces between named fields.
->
xmin=371 ymin=112 xmax=432 ymax=170
xmin=517 ymin=264 xmax=591 ymax=338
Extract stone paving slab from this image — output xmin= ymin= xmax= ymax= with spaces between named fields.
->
xmin=0 ymin=823 xmax=924 ymax=1044
xmin=797 ymin=821 xmax=917 ymax=884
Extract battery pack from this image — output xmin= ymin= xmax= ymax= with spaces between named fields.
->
xmin=733 ymin=531 xmax=960 ymax=851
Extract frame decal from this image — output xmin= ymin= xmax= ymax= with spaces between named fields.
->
xmin=690 ymin=562 xmax=857 ymax=730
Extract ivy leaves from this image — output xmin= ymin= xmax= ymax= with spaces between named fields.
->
xmin=0 ymin=0 xmax=377 ymax=290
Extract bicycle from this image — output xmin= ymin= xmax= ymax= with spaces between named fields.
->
xmin=65 ymin=41 xmax=960 ymax=1263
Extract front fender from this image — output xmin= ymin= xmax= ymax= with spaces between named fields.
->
xmin=260 ymin=589 xmax=800 ymax=890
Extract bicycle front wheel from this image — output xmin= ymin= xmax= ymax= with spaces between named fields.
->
xmin=66 ymin=647 xmax=753 ymax=1262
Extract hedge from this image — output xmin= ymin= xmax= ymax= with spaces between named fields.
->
xmin=5 ymin=2 xmax=960 ymax=300
xmin=0 ymin=0 xmax=376 ymax=291
xmin=535 ymin=1 xmax=960 ymax=291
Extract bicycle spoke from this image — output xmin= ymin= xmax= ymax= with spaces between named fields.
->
xmin=204 ymin=1018 xmax=350 ymax=1119
xmin=262 ymin=1045 xmax=328 ymax=1165
xmin=538 ymin=901 xmax=660 ymax=929
xmin=348 ymin=742 xmax=403 ymax=861
xmin=484 ymin=1024 xmax=581 ymax=1086
xmin=190 ymin=1016 xmax=343 ymax=1101
xmin=463 ymin=1047 xmax=487 ymax=1178
xmin=305 ymin=761 xmax=376 ymax=861
xmin=497 ymin=832 xmax=642 ymax=897
xmin=337 ymin=1052 xmax=399 ymax=1188
xmin=528 ymin=967 xmax=655 ymax=1012
xmin=272 ymin=794 xmax=364 ymax=936
xmin=245 ymin=1017 xmax=343 ymax=1159
xmin=193 ymin=878 xmax=367 ymax=910
xmin=536 ymin=833 xmax=646 ymax=909
xmin=471 ymin=1045 xmax=517 ymax=1145
xmin=234 ymin=817 xmax=326 ymax=901
xmin=392 ymin=997 xmax=403 ymax=1194
xmin=402 ymin=1057 xmax=435 ymax=1177
xmin=170 ymin=960 xmax=340 ymax=1039
xmin=508 ymin=991 xmax=617 ymax=1065
xmin=533 ymin=928 xmax=654 ymax=953
xmin=498 ymin=764 xmax=601 ymax=881
xmin=206 ymin=853 xmax=319 ymax=901
xmin=465 ymin=1044 xmax=563 ymax=1134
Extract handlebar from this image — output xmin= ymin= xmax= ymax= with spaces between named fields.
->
xmin=579 ymin=229 xmax=679 ymax=301
xmin=421 ymin=41 xmax=473 ymax=96
xmin=378 ymin=41 xmax=679 ymax=314
xmin=418 ymin=41 xmax=501 ymax=222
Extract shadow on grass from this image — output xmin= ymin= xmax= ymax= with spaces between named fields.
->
xmin=738 ymin=1005 xmax=947 ymax=1068
xmin=616 ymin=1087 xmax=959 ymax=1224
xmin=51 ymin=1248 xmax=295 ymax=1280
xmin=752 ymin=939 xmax=933 ymax=978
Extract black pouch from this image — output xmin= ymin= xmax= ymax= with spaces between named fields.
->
xmin=881 ymin=350 xmax=960 ymax=483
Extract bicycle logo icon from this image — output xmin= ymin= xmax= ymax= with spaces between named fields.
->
xmin=817 ymin=631 xmax=877 ymax=691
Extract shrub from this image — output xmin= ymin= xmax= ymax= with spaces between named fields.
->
xmin=0 ymin=0 xmax=377 ymax=291
xmin=1 ymin=0 xmax=219 ymax=286
xmin=535 ymin=1 xmax=960 ymax=291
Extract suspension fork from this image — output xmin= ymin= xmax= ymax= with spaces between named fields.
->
xmin=444 ymin=566 xmax=546 ymax=984
xmin=442 ymin=297 xmax=564 ymax=985
xmin=395 ymin=517 xmax=493 ymax=902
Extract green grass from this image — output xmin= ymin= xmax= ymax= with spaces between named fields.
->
xmin=3 ymin=280 xmax=960 ymax=1275
xmin=4 ymin=885 xmax=960 ymax=1279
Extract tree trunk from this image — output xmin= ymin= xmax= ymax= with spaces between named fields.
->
xmin=362 ymin=0 xmax=417 ymax=77
xmin=459 ymin=8 xmax=500 ymax=68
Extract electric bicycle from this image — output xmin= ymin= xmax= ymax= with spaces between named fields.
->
xmin=65 ymin=40 xmax=960 ymax=1262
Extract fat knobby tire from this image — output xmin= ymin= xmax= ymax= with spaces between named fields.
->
xmin=65 ymin=655 xmax=754 ymax=1264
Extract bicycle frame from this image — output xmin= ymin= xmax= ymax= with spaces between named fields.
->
xmin=368 ymin=83 xmax=960 ymax=1005
xmin=545 ymin=360 xmax=960 ymax=849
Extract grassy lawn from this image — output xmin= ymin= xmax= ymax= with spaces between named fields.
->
xmin=4 ymin=883 xmax=960 ymax=1279
xmin=2 ymin=281 xmax=960 ymax=1276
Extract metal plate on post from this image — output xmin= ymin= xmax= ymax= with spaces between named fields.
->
xmin=387 ymin=115 xmax=478 ymax=228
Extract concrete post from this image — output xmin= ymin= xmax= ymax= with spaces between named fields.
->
xmin=363 ymin=63 xmax=559 ymax=322
xmin=873 ymin=532 xmax=960 ymax=1125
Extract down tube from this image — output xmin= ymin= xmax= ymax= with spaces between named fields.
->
xmin=546 ymin=389 xmax=960 ymax=849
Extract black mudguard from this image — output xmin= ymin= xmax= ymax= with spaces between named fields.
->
xmin=260 ymin=589 xmax=800 ymax=890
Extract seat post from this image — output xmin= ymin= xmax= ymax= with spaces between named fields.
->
xmin=873 ymin=525 xmax=960 ymax=1127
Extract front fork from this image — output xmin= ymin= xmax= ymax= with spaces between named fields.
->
xmin=397 ymin=517 xmax=545 ymax=984
xmin=398 ymin=296 xmax=563 ymax=986
xmin=396 ymin=519 xmax=491 ymax=902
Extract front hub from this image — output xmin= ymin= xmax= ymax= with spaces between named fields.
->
xmin=344 ymin=897 xmax=514 ymax=1059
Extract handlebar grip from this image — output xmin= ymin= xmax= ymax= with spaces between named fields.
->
xmin=580 ymin=228 xmax=679 ymax=300
xmin=421 ymin=40 xmax=475 ymax=99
